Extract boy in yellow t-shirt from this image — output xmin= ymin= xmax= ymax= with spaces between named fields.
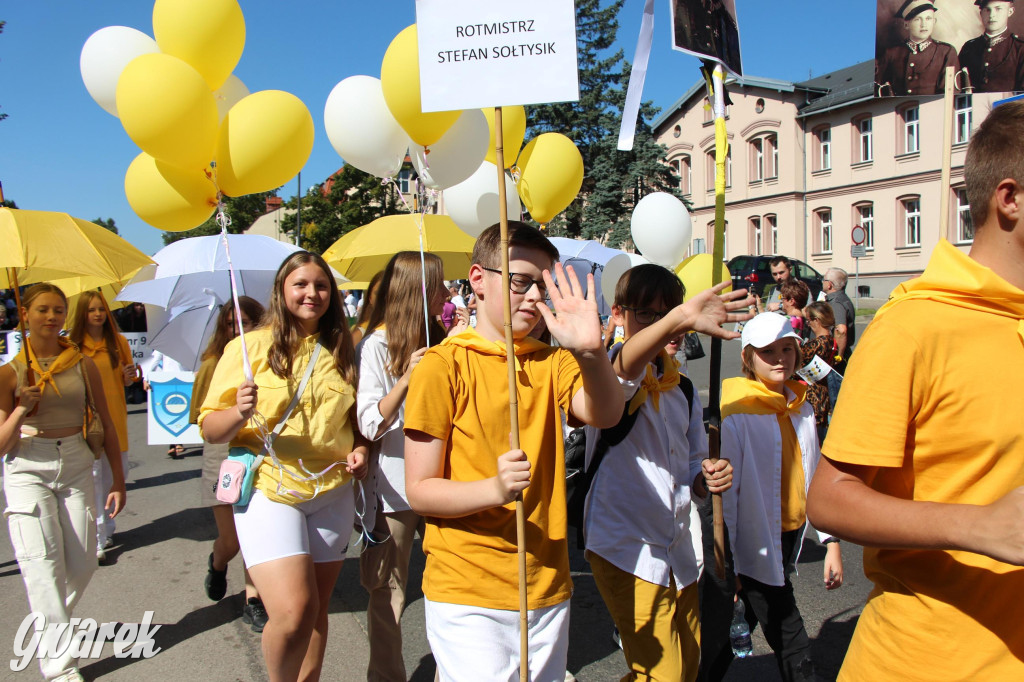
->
xmin=403 ymin=222 xmax=623 ymax=681
xmin=807 ymin=100 xmax=1024 ymax=681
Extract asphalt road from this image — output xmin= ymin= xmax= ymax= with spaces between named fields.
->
xmin=0 ymin=338 xmax=871 ymax=681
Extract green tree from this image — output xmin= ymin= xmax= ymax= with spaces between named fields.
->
xmin=161 ymin=191 xmax=277 ymax=245
xmin=92 ymin=217 xmax=118 ymax=235
xmin=295 ymin=165 xmax=409 ymax=254
xmin=524 ymin=0 xmax=684 ymax=248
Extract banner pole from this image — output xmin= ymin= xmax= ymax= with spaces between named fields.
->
xmin=494 ymin=106 xmax=530 ymax=682
xmin=707 ymin=64 xmax=729 ymax=581
xmin=938 ymin=66 xmax=955 ymax=240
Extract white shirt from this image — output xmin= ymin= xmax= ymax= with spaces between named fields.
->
xmin=721 ymin=388 xmax=831 ymax=587
xmin=450 ymin=294 xmax=467 ymax=309
xmin=356 ymin=329 xmax=411 ymax=512
xmin=583 ymin=361 xmax=706 ymax=590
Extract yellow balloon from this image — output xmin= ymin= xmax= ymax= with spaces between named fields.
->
xmin=125 ymin=152 xmax=217 ymax=231
xmin=153 ymin=0 xmax=245 ymax=90
xmin=381 ymin=25 xmax=460 ymax=146
xmin=516 ymin=133 xmax=584 ymax=224
xmin=675 ymin=254 xmax=733 ymax=302
xmin=116 ymin=53 xmax=218 ymax=170
xmin=483 ymin=106 xmax=527 ymax=169
xmin=214 ymin=90 xmax=314 ymax=197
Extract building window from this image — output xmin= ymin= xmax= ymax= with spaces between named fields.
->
xmin=673 ymin=124 xmax=682 ymax=138
xmin=901 ymin=197 xmax=921 ymax=247
xmin=705 ymin=149 xmax=732 ymax=190
xmin=768 ymin=135 xmax=778 ymax=178
xmin=692 ymin=237 xmax=707 ymax=254
xmin=955 ymin=94 xmax=973 ymax=144
xmin=902 ymin=105 xmax=919 ymax=154
xmin=751 ymin=138 xmax=764 ymax=181
xmin=816 ymin=209 xmax=833 ymax=254
xmin=703 ymin=97 xmax=713 ymax=124
xmin=755 ymin=98 xmax=766 ymax=114
xmin=856 ymin=203 xmax=875 ymax=250
xmin=398 ymin=168 xmax=412 ymax=194
xmin=956 ymin=188 xmax=973 ymax=243
xmin=749 ymin=216 xmax=763 ymax=255
xmin=676 ymin=155 xmax=691 ymax=195
xmin=814 ymin=126 xmax=831 ymax=171
xmin=855 ymin=116 xmax=873 ymax=162
xmin=765 ymin=214 xmax=778 ymax=253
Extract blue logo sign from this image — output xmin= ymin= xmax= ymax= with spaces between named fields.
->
xmin=150 ymin=377 xmax=194 ymax=437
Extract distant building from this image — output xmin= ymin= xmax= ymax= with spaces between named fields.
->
xmin=653 ymin=60 xmax=1000 ymax=297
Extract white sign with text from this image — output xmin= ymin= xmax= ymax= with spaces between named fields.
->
xmin=0 ymin=331 xmax=23 ymax=366
xmin=416 ymin=0 xmax=579 ymax=111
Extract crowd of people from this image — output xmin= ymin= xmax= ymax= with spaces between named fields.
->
xmin=2 ymin=101 xmax=1024 ymax=682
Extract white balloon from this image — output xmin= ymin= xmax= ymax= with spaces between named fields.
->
xmin=630 ymin=192 xmax=693 ymax=268
xmin=213 ymin=74 xmax=249 ymax=122
xmin=80 ymin=26 xmax=160 ymax=117
xmin=324 ymin=75 xmax=410 ymax=178
xmin=443 ymin=161 xmax=521 ymax=238
xmin=411 ymin=109 xmax=489 ymax=190
xmin=601 ymin=253 xmax=650 ymax=309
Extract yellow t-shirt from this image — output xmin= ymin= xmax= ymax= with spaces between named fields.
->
xmin=825 ymin=241 xmax=1024 ymax=681
xmin=403 ymin=328 xmax=583 ymax=611
xmin=80 ymin=334 xmax=131 ymax=451
xmin=198 ymin=328 xmax=355 ymax=504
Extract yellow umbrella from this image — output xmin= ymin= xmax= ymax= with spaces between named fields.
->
xmin=322 ymin=214 xmax=476 ymax=285
xmin=0 ymin=208 xmax=155 ymax=289
xmin=52 ymin=266 xmax=154 ymax=313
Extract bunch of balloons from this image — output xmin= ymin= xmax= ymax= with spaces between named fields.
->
xmin=80 ymin=0 xmax=314 ymax=232
xmin=323 ymin=24 xmax=584 ymax=237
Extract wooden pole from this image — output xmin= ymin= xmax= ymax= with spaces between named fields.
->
xmin=938 ymin=67 xmax=955 ymax=239
xmin=707 ymin=65 xmax=729 ymax=581
xmin=494 ymin=106 xmax=530 ymax=682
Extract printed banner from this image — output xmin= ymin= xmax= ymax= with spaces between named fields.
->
xmin=146 ymin=370 xmax=201 ymax=445
xmin=0 ymin=330 xmax=23 ymax=366
xmin=875 ymin=0 xmax=1024 ymax=96
xmin=416 ymin=0 xmax=580 ymax=111
xmin=669 ymin=0 xmax=742 ymax=77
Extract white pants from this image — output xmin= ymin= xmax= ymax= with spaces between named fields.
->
xmin=233 ymin=483 xmax=355 ymax=567
xmin=4 ymin=434 xmax=97 ymax=680
xmin=425 ymin=598 xmax=570 ymax=682
xmin=92 ymin=451 xmax=127 ymax=547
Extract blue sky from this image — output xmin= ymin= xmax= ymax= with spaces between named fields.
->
xmin=0 ymin=1 xmax=873 ymax=256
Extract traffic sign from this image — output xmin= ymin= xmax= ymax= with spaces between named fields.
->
xmin=851 ymin=245 xmax=867 ymax=258
xmin=851 ymin=225 xmax=867 ymax=246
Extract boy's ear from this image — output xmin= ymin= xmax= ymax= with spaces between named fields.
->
xmin=468 ymin=264 xmax=486 ymax=300
xmin=610 ymin=304 xmax=625 ymax=327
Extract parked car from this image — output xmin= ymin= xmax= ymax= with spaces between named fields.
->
xmin=727 ymin=255 xmax=824 ymax=300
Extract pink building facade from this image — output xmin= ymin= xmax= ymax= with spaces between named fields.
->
xmin=653 ymin=60 xmax=1002 ymax=298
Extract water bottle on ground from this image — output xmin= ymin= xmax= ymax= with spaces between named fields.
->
xmin=730 ymin=599 xmax=753 ymax=658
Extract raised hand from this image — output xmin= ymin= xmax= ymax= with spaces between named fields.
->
xmin=235 ymin=380 xmax=258 ymax=421
xmin=537 ymin=263 xmax=602 ymax=356
xmin=677 ymin=282 xmax=755 ymax=341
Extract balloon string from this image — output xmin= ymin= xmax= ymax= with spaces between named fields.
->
xmin=216 ymin=202 xmax=253 ymax=383
xmin=381 ymin=176 xmax=435 ymax=347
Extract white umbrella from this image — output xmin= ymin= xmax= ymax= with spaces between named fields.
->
xmin=147 ymin=300 xmax=224 ymax=373
xmin=547 ymin=237 xmax=627 ymax=316
xmin=116 ymin=234 xmax=319 ymax=310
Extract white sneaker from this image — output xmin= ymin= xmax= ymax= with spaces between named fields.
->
xmin=53 ymin=669 xmax=85 ymax=682
xmin=97 ymin=546 xmax=106 ymax=561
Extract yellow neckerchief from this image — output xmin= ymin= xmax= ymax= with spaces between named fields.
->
xmin=441 ymin=326 xmax=548 ymax=372
xmin=876 ymin=239 xmax=1024 ymax=345
xmin=25 ymin=337 xmax=82 ymax=397
xmin=627 ymin=350 xmax=681 ymax=415
xmin=721 ymin=377 xmax=807 ymax=420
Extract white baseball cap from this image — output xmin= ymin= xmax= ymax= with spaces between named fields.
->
xmin=741 ymin=312 xmax=802 ymax=349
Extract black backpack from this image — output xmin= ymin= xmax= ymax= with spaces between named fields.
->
xmin=564 ymin=373 xmax=694 ymax=548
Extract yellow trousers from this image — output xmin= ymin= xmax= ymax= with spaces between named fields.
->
xmin=590 ymin=551 xmax=701 ymax=682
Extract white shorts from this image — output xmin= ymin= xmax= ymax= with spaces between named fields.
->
xmin=425 ymin=597 xmax=569 ymax=682
xmin=233 ymin=483 xmax=354 ymax=567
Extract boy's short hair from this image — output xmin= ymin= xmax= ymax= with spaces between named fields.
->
xmin=471 ymin=221 xmax=559 ymax=269
xmin=965 ymin=100 xmax=1024 ymax=227
xmin=769 ymin=256 xmax=791 ymax=269
xmin=779 ymin=280 xmax=809 ymax=306
xmin=614 ymin=263 xmax=685 ymax=310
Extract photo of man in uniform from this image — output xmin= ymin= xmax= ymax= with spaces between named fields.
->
xmin=876 ymin=0 xmax=960 ymax=95
xmin=959 ymin=0 xmax=1024 ymax=92
xmin=671 ymin=0 xmax=742 ymax=76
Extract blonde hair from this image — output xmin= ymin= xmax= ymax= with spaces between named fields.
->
xmin=365 ymin=251 xmax=445 ymax=376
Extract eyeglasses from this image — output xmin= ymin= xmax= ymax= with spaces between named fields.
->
xmin=620 ymin=306 xmax=669 ymax=325
xmin=481 ymin=267 xmax=548 ymax=297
